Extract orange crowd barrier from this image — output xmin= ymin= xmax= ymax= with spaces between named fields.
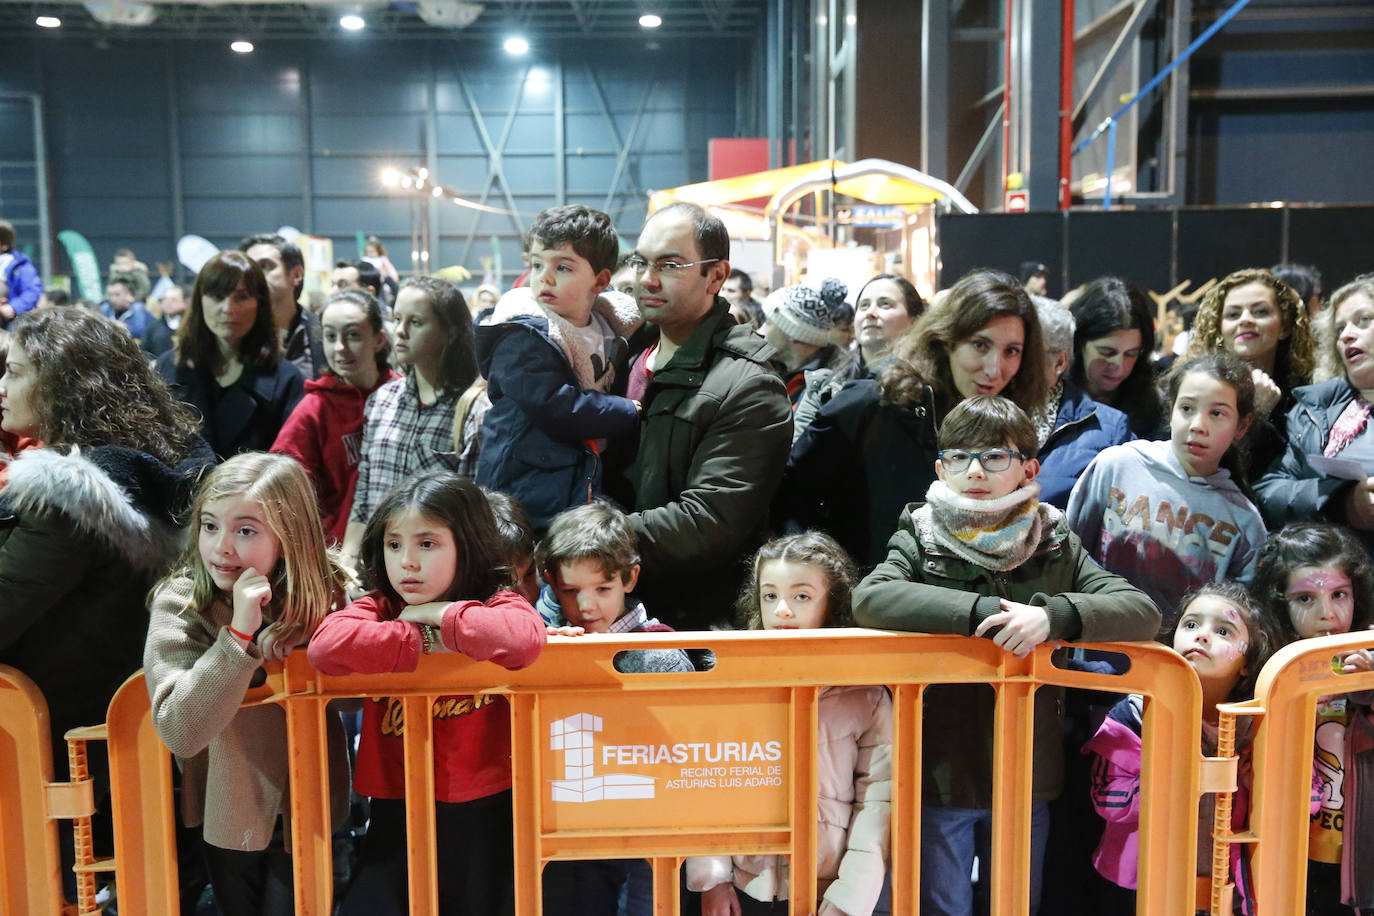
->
xmin=1212 ymin=629 xmax=1374 ymax=915
xmin=8 ymin=631 xmax=1214 ymax=915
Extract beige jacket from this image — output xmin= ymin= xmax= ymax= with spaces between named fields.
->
xmin=686 ymin=685 xmax=893 ymax=916
xmin=143 ymin=575 xmax=350 ymax=851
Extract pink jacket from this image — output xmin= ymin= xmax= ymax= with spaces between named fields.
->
xmin=1084 ymin=695 xmax=1272 ymax=915
xmin=685 ymin=685 xmax=892 ymax=916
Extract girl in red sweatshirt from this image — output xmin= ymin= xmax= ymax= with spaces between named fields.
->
xmin=309 ymin=471 xmax=545 ymax=914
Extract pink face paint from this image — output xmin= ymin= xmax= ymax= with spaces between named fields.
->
xmin=1288 ymin=571 xmax=1348 ymax=594
xmin=1286 ymin=563 xmax=1356 ymax=639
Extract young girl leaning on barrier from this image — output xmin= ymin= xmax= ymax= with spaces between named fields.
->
xmin=686 ymin=531 xmax=893 ymax=916
xmin=308 ymin=471 xmax=545 ymax=916
xmin=1250 ymin=522 xmax=1374 ymax=916
xmin=143 ymin=452 xmax=353 ymax=916
xmin=1084 ymin=582 xmax=1280 ymax=916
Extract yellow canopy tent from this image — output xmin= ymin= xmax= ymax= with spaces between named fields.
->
xmin=648 ymin=158 xmax=977 ymax=287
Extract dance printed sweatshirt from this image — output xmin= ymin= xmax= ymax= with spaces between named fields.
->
xmin=1066 ymin=439 xmax=1266 ymax=635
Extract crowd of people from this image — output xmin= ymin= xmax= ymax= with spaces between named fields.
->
xmin=1 ymin=202 xmax=1372 ymax=916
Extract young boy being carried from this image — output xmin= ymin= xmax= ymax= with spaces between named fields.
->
xmin=537 ymin=501 xmax=691 ymax=916
xmin=853 ymin=395 xmax=1161 ymax=916
xmin=475 ymin=206 xmax=643 ymax=531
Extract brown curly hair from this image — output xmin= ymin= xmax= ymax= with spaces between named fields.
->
xmin=1186 ymin=268 xmax=1315 ymax=393
xmin=11 ymin=308 xmax=201 ymax=465
xmin=879 ymin=269 xmax=1046 ymax=415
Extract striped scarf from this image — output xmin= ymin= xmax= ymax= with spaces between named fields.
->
xmin=917 ymin=479 xmax=1058 ymax=572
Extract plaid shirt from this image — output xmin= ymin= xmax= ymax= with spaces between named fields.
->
xmin=350 ymin=374 xmax=462 ymax=524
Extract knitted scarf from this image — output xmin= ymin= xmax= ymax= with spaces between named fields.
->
xmin=916 ymin=479 xmax=1059 ymax=572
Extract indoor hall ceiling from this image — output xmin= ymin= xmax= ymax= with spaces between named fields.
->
xmin=0 ymin=0 xmax=764 ymax=40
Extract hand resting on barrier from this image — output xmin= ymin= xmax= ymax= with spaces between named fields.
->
xmin=974 ymin=598 xmax=1052 ymax=659
xmin=398 ymin=601 xmax=454 ymax=652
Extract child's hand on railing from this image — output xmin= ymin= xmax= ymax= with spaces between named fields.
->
xmin=975 ymin=599 xmax=1051 ymax=658
xmin=546 ymin=625 xmax=585 ymax=638
xmin=1338 ymin=648 xmax=1374 ymax=674
xmin=257 ymin=622 xmax=301 ymax=662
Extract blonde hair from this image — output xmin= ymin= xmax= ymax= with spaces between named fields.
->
xmin=169 ymin=452 xmax=350 ymax=639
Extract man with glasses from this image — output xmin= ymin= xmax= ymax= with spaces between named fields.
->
xmin=606 ymin=202 xmax=793 ymax=631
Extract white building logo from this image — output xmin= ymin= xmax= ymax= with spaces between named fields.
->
xmin=549 ymin=712 xmax=656 ymax=803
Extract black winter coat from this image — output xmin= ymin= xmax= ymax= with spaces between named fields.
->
xmin=0 ymin=442 xmax=213 ymax=768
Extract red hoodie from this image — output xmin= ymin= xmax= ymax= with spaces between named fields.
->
xmin=271 ymin=369 xmax=396 ymax=544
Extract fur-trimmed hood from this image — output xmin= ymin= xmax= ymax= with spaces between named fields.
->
xmin=0 ymin=443 xmax=211 ymax=572
xmin=481 ymin=286 xmax=642 ymax=390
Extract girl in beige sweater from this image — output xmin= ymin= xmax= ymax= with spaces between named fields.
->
xmin=144 ymin=453 xmax=352 ymax=915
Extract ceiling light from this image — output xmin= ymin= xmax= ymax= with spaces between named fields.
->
xmin=417 ymin=166 xmax=429 ymax=180
xmin=431 ymin=186 xmax=444 ymax=198
xmin=400 ymin=176 xmax=414 ymax=189
xmin=340 ymin=14 xmax=365 ymax=30
xmin=380 ymin=167 xmax=400 ymax=187
xmin=35 ymin=15 xmax=61 ymax=27
xmin=639 ymin=13 xmax=662 ymax=28
xmin=230 ymin=39 xmax=253 ymax=52
xmin=504 ymin=35 xmax=529 ymax=55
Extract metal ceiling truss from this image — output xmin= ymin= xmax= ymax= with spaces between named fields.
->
xmin=0 ymin=0 xmax=763 ymax=39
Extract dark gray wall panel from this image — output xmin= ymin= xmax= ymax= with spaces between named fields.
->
xmin=2 ymin=36 xmax=743 ymax=285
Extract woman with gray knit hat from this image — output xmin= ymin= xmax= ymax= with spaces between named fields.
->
xmin=760 ymin=277 xmax=855 ymax=410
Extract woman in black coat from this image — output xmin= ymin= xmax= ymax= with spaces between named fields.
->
xmin=0 ymin=307 xmax=212 ymax=772
xmin=776 ymin=269 xmax=1047 ymax=569
xmin=157 ymin=250 xmax=304 ymax=459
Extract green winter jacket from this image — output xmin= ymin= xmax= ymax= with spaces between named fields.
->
xmin=853 ymin=504 xmax=1161 ymax=807
xmin=613 ymin=298 xmax=793 ymax=630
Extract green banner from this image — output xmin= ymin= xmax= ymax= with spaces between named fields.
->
xmin=57 ymin=229 xmax=103 ymax=302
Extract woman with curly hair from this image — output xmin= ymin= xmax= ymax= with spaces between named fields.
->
xmin=1186 ymin=269 xmax=1315 ymax=396
xmin=1069 ymin=276 xmax=1164 ymax=438
xmin=0 ymin=307 xmax=213 ymax=884
xmin=157 ymin=249 xmax=305 ymax=459
xmin=1185 ymin=268 xmax=1316 ymax=477
xmin=777 ymin=269 xmax=1046 ymax=568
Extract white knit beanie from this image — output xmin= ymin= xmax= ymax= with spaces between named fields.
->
xmin=763 ymin=277 xmax=848 ymax=347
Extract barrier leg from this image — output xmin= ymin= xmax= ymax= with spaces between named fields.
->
xmin=64 ymin=731 xmax=100 ymax=914
xmin=788 ymin=686 xmax=818 ymax=916
xmin=105 ymin=674 xmax=179 ymax=915
xmin=651 ymin=856 xmax=680 ymax=916
xmin=509 ymin=693 xmax=543 ymax=916
xmin=889 ymin=684 xmax=922 ymax=916
xmin=0 ymin=667 xmax=65 ymax=916
xmin=402 ymin=695 xmax=438 ymax=912
xmin=286 ymin=695 xmax=333 ymax=914
xmin=1137 ymin=686 xmax=1204 ymax=915
xmin=990 ymin=676 xmax=1035 ymax=916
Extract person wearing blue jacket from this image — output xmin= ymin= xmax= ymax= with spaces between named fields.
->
xmin=1030 ymin=298 xmax=1134 ymax=508
xmin=0 ymin=219 xmax=42 ymax=328
xmin=475 ymin=205 xmax=643 ymax=531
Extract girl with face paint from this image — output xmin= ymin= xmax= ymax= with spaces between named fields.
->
xmin=1251 ymin=521 xmax=1374 ymax=913
xmin=1083 ymin=582 xmax=1278 ymax=915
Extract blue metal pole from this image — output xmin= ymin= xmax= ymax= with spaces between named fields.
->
xmin=1104 ymin=120 xmax=1118 ymax=210
xmin=1072 ymin=0 xmax=1255 ymax=157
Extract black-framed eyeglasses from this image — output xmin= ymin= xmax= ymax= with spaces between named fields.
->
xmin=624 ymin=255 xmax=721 ymax=276
xmin=936 ymin=448 xmax=1029 ymax=473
